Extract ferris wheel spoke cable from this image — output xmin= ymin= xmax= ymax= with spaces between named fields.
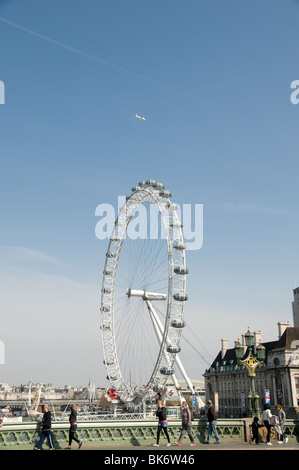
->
xmin=128 ymin=240 xmax=166 ymax=291
xmin=117 ymin=237 xmax=166 ymax=292
xmin=114 ymin=298 xmax=158 ymax=378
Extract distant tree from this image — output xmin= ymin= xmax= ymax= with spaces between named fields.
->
xmin=99 ymin=393 xmax=110 ymax=410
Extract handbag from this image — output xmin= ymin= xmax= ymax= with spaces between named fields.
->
xmin=270 ymin=416 xmax=277 ymax=426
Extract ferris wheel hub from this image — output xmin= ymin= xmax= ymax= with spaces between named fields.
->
xmin=126 ymin=288 xmax=166 ymax=301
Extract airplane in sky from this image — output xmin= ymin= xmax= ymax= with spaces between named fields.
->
xmin=135 ymin=113 xmax=146 ymax=121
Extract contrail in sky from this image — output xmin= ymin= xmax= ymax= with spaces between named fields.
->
xmin=0 ymin=15 xmax=225 ymax=107
xmin=0 ymin=16 xmax=260 ymax=111
xmin=0 ymin=16 xmax=149 ymax=81
xmin=0 ymin=181 xmax=70 ymax=199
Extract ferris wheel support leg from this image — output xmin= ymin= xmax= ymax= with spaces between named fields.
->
xmin=146 ymin=299 xmax=196 ymax=400
xmin=110 ymin=402 xmax=117 ymax=415
xmin=145 ymin=301 xmax=182 ymax=395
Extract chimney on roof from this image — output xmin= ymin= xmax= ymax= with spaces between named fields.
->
xmin=292 ymin=287 xmax=299 ymax=327
xmin=254 ymin=330 xmax=262 ymax=351
xmin=221 ymin=338 xmax=228 ymax=359
xmin=278 ymin=321 xmax=289 ymax=339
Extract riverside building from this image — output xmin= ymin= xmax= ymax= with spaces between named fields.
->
xmin=204 ymin=289 xmax=299 ymax=418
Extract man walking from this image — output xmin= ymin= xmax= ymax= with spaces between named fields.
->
xmin=34 ymin=404 xmax=55 ymax=450
xmin=205 ymin=400 xmax=220 ymax=444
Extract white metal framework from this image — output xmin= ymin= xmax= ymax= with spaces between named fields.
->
xmin=100 ymin=180 xmax=189 ymax=405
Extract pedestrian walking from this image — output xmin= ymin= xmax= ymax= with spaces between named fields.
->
xmin=276 ymin=404 xmax=288 ymax=444
xmin=153 ymin=400 xmax=171 ymax=447
xmin=251 ymin=416 xmax=262 ymax=444
xmin=66 ymin=405 xmax=82 ymax=449
xmin=262 ymin=403 xmax=273 ymax=446
xmin=205 ymin=400 xmax=220 ymax=444
xmin=175 ymin=401 xmax=195 ymax=447
xmin=34 ymin=404 xmax=55 ymax=450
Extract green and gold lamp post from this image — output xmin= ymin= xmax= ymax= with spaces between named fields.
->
xmin=234 ymin=328 xmax=265 ymax=417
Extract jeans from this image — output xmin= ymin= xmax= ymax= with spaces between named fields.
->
xmin=279 ymin=423 xmax=287 ymax=441
xmin=36 ymin=429 xmax=54 ymax=449
xmin=207 ymin=420 xmax=220 ymax=443
xmin=178 ymin=423 xmax=195 ymax=443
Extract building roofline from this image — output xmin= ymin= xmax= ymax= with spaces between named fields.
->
xmin=207 ymin=327 xmax=299 ymax=370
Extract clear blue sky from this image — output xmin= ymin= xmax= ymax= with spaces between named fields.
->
xmin=0 ymin=0 xmax=298 ymax=388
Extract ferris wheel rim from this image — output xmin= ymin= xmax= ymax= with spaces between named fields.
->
xmin=100 ymin=181 xmax=188 ymax=404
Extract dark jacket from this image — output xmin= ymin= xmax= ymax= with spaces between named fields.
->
xmin=69 ymin=407 xmax=78 ymax=431
xmin=207 ymin=405 xmax=217 ymax=422
xmin=252 ymin=417 xmax=262 ymax=435
xmin=41 ymin=410 xmax=52 ymax=430
xmin=156 ymin=406 xmax=167 ymax=422
xmin=69 ymin=408 xmax=77 ymax=424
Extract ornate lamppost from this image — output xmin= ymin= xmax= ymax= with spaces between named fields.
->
xmin=234 ymin=328 xmax=266 ymax=417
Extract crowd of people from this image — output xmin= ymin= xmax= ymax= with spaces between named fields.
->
xmin=152 ymin=399 xmax=289 ymax=447
xmin=0 ymin=398 xmax=289 ymax=449
xmin=33 ymin=404 xmax=82 ymax=450
xmin=251 ymin=403 xmax=289 ymax=446
xmin=152 ymin=398 xmax=220 ymax=447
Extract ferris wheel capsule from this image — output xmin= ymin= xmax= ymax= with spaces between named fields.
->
xmin=104 ymin=269 xmax=113 ymax=275
xmin=152 ymin=182 xmax=165 ymax=190
xmin=174 ymin=266 xmax=189 ymax=275
xmin=171 ymin=319 xmax=186 ymax=328
xmin=145 ymin=179 xmax=156 ymax=186
xmin=159 ymin=190 xmax=172 ymax=198
xmin=102 ymin=288 xmax=112 ymax=294
xmin=165 ymin=201 xmax=178 ymax=210
xmin=160 ymin=367 xmax=175 ymax=376
xmin=101 ymin=306 xmax=110 ymax=312
xmin=173 ymin=241 xmax=186 ymax=250
xmin=173 ymin=293 xmax=188 ymax=301
xmin=166 ymin=345 xmax=181 ymax=353
xmin=170 ymin=221 xmax=183 ymax=228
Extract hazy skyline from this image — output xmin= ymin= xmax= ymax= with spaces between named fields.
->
xmin=0 ymin=0 xmax=298 ymax=388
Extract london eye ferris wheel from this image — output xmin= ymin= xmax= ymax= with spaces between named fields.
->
xmin=100 ymin=180 xmax=192 ymax=406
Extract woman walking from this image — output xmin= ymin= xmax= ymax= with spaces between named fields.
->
xmin=262 ymin=403 xmax=273 ymax=446
xmin=67 ymin=405 xmax=82 ymax=449
xmin=175 ymin=401 xmax=196 ymax=446
xmin=153 ymin=400 xmax=171 ymax=447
